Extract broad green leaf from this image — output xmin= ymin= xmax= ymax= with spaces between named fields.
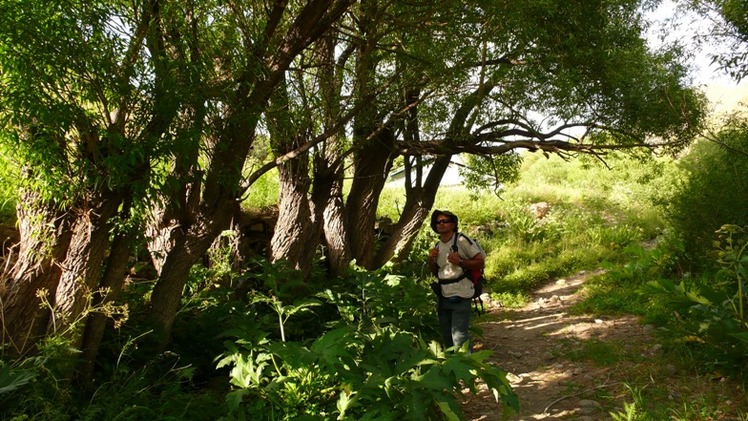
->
xmin=0 ymin=365 xmax=35 ymax=395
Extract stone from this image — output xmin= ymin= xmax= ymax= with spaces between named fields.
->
xmin=529 ymin=202 xmax=551 ymax=218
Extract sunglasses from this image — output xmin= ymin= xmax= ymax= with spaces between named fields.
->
xmin=436 ymin=219 xmax=453 ymax=224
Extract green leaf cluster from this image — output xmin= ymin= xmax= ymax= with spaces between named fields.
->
xmin=219 ymin=325 xmax=518 ymax=420
xmin=216 ymin=267 xmax=519 ymax=420
xmin=640 ymin=225 xmax=748 ymax=374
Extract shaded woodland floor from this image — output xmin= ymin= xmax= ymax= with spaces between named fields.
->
xmin=461 ymin=270 xmax=747 ymax=420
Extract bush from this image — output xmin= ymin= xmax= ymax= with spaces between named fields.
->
xmin=666 ymin=125 xmax=748 ymax=269
xmin=219 ymin=268 xmax=520 ymax=420
xmin=641 ymin=225 xmax=748 ymax=377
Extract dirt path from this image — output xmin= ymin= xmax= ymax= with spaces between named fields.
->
xmin=461 ymin=270 xmax=746 ymax=420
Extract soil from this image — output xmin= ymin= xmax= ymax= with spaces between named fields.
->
xmin=460 ymin=269 xmax=747 ymax=420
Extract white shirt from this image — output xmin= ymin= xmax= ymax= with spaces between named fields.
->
xmin=436 ymin=233 xmax=483 ymax=298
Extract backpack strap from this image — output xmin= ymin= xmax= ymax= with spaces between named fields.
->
xmin=438 ymin=273 xmax=467 ymax=284
xmin=453 ymin=231 xmax=487 ymax=315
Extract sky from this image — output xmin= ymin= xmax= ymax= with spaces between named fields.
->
xmin=645 ymin=0 xmax=748 ymax=112
xmin=645 ymin=0 xmax=732 ymax=85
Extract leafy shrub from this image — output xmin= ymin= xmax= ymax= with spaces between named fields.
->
xmin=219 ymin=268 xmax=520 ymax=420
xmin=666 ymin=125 xmax=748 ymax=269
xmin=642 ymin=225 xmax=748 ymax=376
xmin=220 ymin=324 xmax=518 ymax=420
xmin=0 ymin=137 xmax=19 ymax=222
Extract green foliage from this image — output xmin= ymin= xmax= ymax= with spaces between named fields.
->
xmin=570 ymin=242 xmax=683 ymax=322
xmin=2 ymin=336 xmax=216 ymax=421
xmin=74 ymin=353 xmax=220 ymax=421
xmin=665 ymin=126 xmax=748 ymax=269
xmin=564 ymin=338 xmax=626 ymax=366
xmin=692 ymin=0 xmax=748 ymax=81
xmin=0 ymin=138 xmax=19 ymax=221
xmin=0 ymin=345 xmax=73 ymax=420
xmin=218 ymin=268 xmax=520 ymax=420
xmin=489 ymin=291 xmax=530 ymax=309
xmin=610 ymin=384 xmax=648 ymax=421
xmin=244 ymin=168 xmax=280 ymax=210
xmin=459 ymin=153 xmax=522 ymax=199
xmin=0 ymin=362 xmax=35 ymax=396
xmin=642 ymin=225 xmax=748 ymax=376
xmin=318 ymin=266 xmax=439 ymax=338
xmin=432 ymin=186 xmax=505 ymax=227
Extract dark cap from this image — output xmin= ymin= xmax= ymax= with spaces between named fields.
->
xmin=430 ymin=209 xmax=459 ymax=233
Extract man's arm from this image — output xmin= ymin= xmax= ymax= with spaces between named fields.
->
xmin=452 ymin=252 xmax=484 ymax=271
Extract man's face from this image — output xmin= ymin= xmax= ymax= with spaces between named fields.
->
xmin=434 ymin=215 xmax=455 ymax=234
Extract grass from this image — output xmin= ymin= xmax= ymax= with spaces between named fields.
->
xmin=564 ymin=338 xmax=627 ymax=366
xmin=489 ymin=291 xmax=530 ymax=309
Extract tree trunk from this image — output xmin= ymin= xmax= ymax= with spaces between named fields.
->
xmin=347 ymin=128 xmax=396 ymax=269
xmin=313 ymin=33 xmax=352 ymax=278
xmin=372 ymin=155 xmax=451 ymax=268
xmin=270 ymin=153 xmax=318 ymax=277
xmin=0 ymin=190 xmax=73 ymax=354
xmin=313 ymin=164 xmax=350 ymax=277
xmin=369 ymin=75 xmax=487 ymax=268
xmin=53 ymin=194 xmax=122 ymax=340
xmin=77 ymin=226 xmax=134 ymax=385
xmin=146 ymin=170 xmax=202 ymax=275
xmin=148 ymin=214 xmax=226 ymax=346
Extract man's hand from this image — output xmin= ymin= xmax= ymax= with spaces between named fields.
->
xmin=428 ymin=247 xmax=439 ymax=276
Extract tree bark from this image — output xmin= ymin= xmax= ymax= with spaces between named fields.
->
xmin=314 ymin=33 xmax=352 ymax=278
xmin=347 ymin=127 xmax=396 ymax=269
xmin=53 ymin=193 xmax=122 ymax=339
xmin=270 ymin=155 xmax=317 ymax=276
xmin=0 ymin=190 xmax=73 ymax=354
xmin=148 ymin=213 xmax=227 ymax=345
xmin=314 ymin=163 xmax=350 ymax=277
xmin=77 ymin=227 xmax=133 ymax=385
xmin=265 ymin=72 xmax=317 ymax=275
xmin=373 ymin=155 xmax=451 ymax=267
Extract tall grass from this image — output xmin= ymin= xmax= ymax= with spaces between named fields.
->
xmin=244 ymin=167 xmax=280 ymax=210
xmin=382 ymin=152 xmax=672 ymax=298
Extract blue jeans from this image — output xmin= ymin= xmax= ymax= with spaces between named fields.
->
xmin=437 ymin=296 xmax=471 ymax=351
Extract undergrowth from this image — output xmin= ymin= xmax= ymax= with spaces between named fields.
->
xmin=4 ymin=137 xmax=748 ymax=419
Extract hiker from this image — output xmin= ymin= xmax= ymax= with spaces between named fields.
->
xmin=427 ymin=209 xmax=485 ymax=351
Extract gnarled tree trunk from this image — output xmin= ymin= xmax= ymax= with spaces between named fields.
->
xmin=0 ymin=190 xmax=73 ymax=354
xmin=346 ymin=128 xmax=396 ymax=269
xmin=270 ymin=153 xmax=318 ymax=276
xmin=77 ymin=225 xmax=134 ymax=385
xmin=53 ymin=193 xmax=123 ymax=340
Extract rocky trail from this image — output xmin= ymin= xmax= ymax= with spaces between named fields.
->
xmin=460 ymin=270 xmax=747 ymax=420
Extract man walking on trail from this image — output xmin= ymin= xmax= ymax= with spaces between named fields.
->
xmin=427 ymin=210 xmax=485 ymax=351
